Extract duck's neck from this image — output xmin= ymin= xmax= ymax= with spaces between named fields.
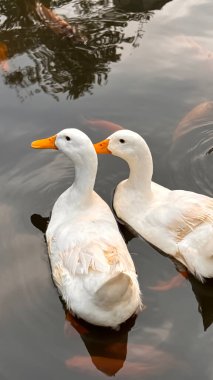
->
xmin=125 ymin=149 xmax=153 ymax=200
xmin=68 ymin=150 xmax=97 ymax=205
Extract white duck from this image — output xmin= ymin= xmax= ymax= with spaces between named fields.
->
xmin=94 ymin=130 xmax=213 ymax=281
xmin=31 ymin=129 xmax=141 ymax=328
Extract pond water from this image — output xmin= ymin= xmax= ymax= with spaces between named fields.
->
xmin=0 ymin=0 xmax=213 ymax=379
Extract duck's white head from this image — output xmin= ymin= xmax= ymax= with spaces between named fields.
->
xmin=31 ymin=128 xmax=96 ymax=163
xmin=94 ymin=129 xmax=153 ymax=193
xmin=94 ymin=129 xmax=151 ymax=162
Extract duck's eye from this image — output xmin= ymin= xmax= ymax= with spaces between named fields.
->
xmin=65 ymin=136 xmax=71 ymax=141
xmin=119 ymin=139 xmax=125 ymax=143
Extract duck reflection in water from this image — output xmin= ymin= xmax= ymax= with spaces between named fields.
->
xmin=64 ymin=308 xmax=181 ymax=378
xmin=189 ymin=275 xmax=213 ymax=331
xmin=65 ymin=308 xmax=136 ymax=376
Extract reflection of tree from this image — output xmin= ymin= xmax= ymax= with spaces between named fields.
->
xmin=0 ymin=0 xmax=171 ymax=100
xmin=114 ymin=0 xmax=172 ymax=12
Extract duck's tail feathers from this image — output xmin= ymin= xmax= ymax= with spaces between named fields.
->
xmin=94 ymin=272 xmax=133 ymax=307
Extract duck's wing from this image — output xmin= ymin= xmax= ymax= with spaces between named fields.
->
xmin=48 ymin=220 xmax=135 ymax=276
xmin=151 ymin=191 xmax=213 ymax=243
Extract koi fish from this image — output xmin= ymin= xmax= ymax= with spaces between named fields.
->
xmin=0 ymin=42 xmax=9 ymax=72
xmin=176 ymin=36 xmax=213 ymax=62
xmin=173 ymin=101 xmax=213 ymax=141
xmin=148 ymin=272 xmax=188 ymax=292
xmin=86 ymin=119 xmax=124 ymax=131
xmin=35 ymin=2 xmax=87 ymax=43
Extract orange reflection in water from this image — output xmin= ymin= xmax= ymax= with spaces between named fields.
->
xmin=0 ymin=42 xmax=9 ymax=72
xmin=65 ymin=311 xmax=89 ymax=336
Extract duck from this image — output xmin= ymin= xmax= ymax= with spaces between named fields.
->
xmin=94 ymin=129 xmax=213 ymax=281
xmin=31 ymin=129 xmax=141 ymax=328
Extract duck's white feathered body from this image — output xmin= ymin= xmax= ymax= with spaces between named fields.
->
xmin=47 ymin=189 xmax=141 ymax=327
xmin=32 ymin=129 xmax=141 ymax=328
xmin=94 ymin=130 xmax=213 ymax=281
xmin=115 ymin=180 xmax=213 ymax=280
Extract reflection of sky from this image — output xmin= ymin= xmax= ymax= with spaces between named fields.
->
xmin=112 ymin=0 xmax=213 ymax=83
xmin=0 ymin=0 xmax=213 ymax=379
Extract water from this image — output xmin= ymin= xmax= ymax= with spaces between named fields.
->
xmin=0 ymin=0 xmax=213 ymax=379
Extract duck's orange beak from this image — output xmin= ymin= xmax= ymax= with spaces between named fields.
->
xmin=31 ymin=135 xmax=58 ymax=149
xmin=94 ymin=139 xmax=111 ymax=154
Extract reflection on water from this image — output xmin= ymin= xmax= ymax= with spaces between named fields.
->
xmin=0 ymin=0 xmax=171 ymax=100
xmin=65 ymin=311 xmax=136 ymax=376
xmin=31 ymin=213 xmax=49 ymax=234
xmin=64 ymin=297 xmax=183 ymax=378
xmin=189 ymin=275 xmax=213 ymax=331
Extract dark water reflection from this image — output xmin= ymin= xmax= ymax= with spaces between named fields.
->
xmin=1 ymin=0 xmax=213 ymax=379
xmin=0 ymin=0 xmax=167 ymax=101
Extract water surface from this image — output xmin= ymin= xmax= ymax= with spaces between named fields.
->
xmin=0 ymin=0 xmax=213 ymax=379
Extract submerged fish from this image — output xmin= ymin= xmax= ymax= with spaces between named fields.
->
xmin=86 ymin=119 xmax=124 ymax=132
xmin=35 ymin=2 xmax=87 ymax=43
xmin=173 ymin=101 xmax=213 ymax=141
xmin=148 ymin=272 xmax=188 ymax=292
xmin=176 ymin=36 xmax=213 ymax=62
xmin=0 ymin=42 xmax=9 ymax=72
xmin=66 ymin=343 xmax=180 ymax=377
